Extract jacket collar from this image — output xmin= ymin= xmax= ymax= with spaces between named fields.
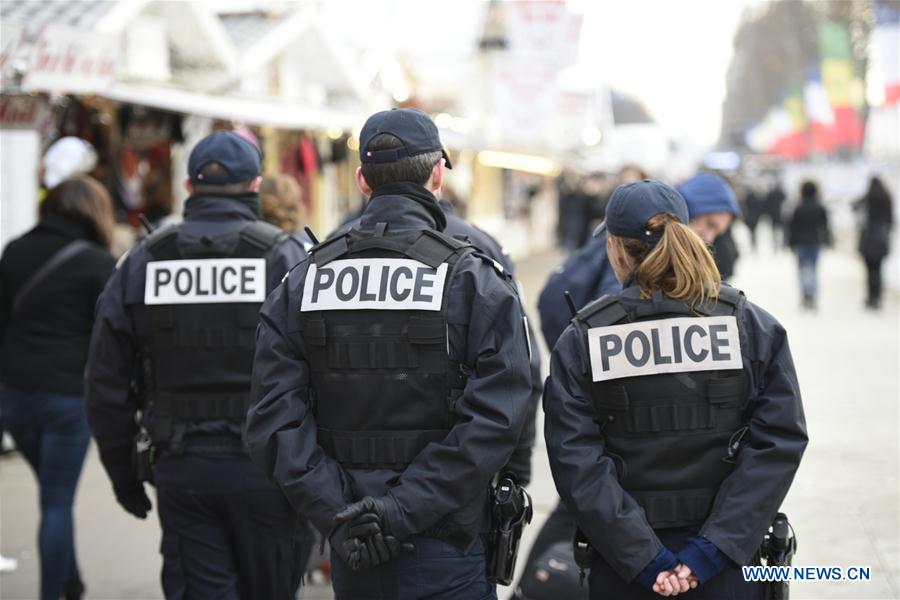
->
xmin=360 ymin=182 xmax=447 ymax=232
xmin=183 ymin=194 xmax=259 ymax=223
xmin=39 ymin=214 xmax=97 ymax=242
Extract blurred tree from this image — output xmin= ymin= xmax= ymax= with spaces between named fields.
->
xmin=719 ymin=0 xmax=891 ymax=150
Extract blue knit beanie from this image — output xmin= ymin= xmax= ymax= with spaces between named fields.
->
xmin=676 ymin=172 xmax=742 ymax=219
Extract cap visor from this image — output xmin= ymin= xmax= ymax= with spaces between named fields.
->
xmin=592 ymin=221 xmax=607 ymax=237
xmin=442 ymin=149 xmax=453 ymax=169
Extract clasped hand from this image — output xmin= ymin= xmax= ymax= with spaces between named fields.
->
xmin=332 ymin=496 xmax=414 ymax=571
xmin=652 ymin=564 xmax=699 ymax=597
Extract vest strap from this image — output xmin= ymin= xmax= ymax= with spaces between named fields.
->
xmin=312 ymin=235 xmax=350 ymax=266
xmin=317 ymin=428 xmax=448 ymax=468
xmin=239 ymin=220 xmax=288 ymax=252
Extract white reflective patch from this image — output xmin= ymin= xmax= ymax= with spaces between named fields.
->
xmin=145 ymin=259 xmax=266 ymax=305
xmin=301 ymin=258 xmax=448 ymax=312
xmin=587 ymin=316 xmax=742 ymax=382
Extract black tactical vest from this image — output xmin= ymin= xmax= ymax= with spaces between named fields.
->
xmin=574 ymin=285 xmax=748 ymax=529
xmin=299 ymin=226 xmax=474 ymax=470
xmin=140 ymin=221 xmax=287 ymax=445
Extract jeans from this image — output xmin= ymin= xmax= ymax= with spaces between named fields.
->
xmin=0 ymin=386 xmax=90 ymax=600
xmin=331 ymin=534 xmax=496 ymax=600
xmin=794 ymin=244 xmax=820 ymax=301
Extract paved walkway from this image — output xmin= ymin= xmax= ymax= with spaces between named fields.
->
xmin=1 ymin=223 xmax=897 ymax=599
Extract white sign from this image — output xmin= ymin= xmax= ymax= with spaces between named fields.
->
xmin=588 ymin=316 xmax=742 ymax=382
xmin=22 ymin=24 xmax=117 ymax=94
xmin=145 ymin=259 xmax=266 ymax=305
xmin=301 ymin=258 xmax=448 ymax=312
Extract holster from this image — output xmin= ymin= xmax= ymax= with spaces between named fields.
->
xmin=573 ymin=527 xmax=599 ymax=586
xmin=132 ymin=430 xmax=155 ymax=484
xmin=485 ymin=474 xmax=533 ymax=585
xmin=760 ymin=512 xmax=796 ymax=600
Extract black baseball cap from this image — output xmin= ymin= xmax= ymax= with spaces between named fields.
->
xmin=593 ymin=179 xmax=689 ymax=246
xmin=188 ymin=131 xmax=261 ymax=184
xmin=359 ymin=108 xmax=453 ymax=169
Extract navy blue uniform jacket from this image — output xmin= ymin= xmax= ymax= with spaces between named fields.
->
xmin=538 ymin=232 xmax=620 ymax=350
xmin=544 ymin=286 xmax=808 ymax=581
xmin=331 ymin=198 xmax=543 ymax=485
xmin=85 ymin=196 xmax=308 ymax=492
xmin=246 ymin=192 xmax=533 ymax=550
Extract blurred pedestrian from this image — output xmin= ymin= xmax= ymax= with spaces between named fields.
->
xmin=677 ymin=172 xmax=742 ymax=280
xmin=260 ymin=174 xmax=307 ymax=234
xmin=0 ymin=175 xmax=117 ymax=600
xmin=544 ymin=179 xmax=807 ymax=600
xmin=787 ymin=181 xmax=830 ymax=309
xmin=741 ymin=185 xmax=765 ymax=251
xmin=85 ymin=132 xmax=311 ymax=599
xmin=765 ymin=180 xmax=786 ymax=251
xmin=855 ymin=176 xmax=894 ymax=309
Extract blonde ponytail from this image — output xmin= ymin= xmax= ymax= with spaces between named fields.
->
xmin=613 ymin=213 xmax=721 ymax=306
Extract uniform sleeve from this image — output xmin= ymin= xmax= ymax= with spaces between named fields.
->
xmin=544 ymin=326 xmax=663 ymax=582
xmin=501 ymin=317 xmax=541 ymax=486
xmin=246 ymin=273 xmax=352 ymax=535
xmin=383 ymin=265 xmax=532 ymax=540
xmin=84 ymin=258 xmax=141 ymax=492
xmin=700 ymin=305 xmax=808 ymax=565
xmin=267 ymin=237 xmax=308 ymax=292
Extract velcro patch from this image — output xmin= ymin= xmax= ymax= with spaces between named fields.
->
xmin=145 ymin=259 xmax=266 ymax=305
xmin=587 ymin=316 xmax=742 ymax=382
xmin=301 ymin=258 xmax=448 ymax=312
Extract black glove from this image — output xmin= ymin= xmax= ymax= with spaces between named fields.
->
xmin=114 ymin=483 xmax=152 ymax=519
xmin=335 ymin=497 xmax=414 ymax=570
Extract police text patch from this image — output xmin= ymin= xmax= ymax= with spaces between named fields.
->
xmin=301 ymin=258 xmax=448 ymax=312
xmin=145 ymin=259 xmax=266 ymax=305
xmin=587 ymin=316 xmax=742 ymax=382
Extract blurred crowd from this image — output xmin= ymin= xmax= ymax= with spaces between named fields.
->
xmin=552 ymin=165 xmax=895 ymax=311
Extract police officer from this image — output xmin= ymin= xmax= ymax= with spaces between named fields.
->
xmin=520 ymin=173 xmax=744 ymax=597
xmin=246 ymin=108 xmax=532 ymax=599
xmin=85 ymin=131 xmax=312 ymax=599
xmin=544 ymin=180 xmax=808 ymax=599
xmin=331 ymin=194 xmax=543 ymax=487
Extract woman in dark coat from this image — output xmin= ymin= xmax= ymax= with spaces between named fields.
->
xmin=855 ymin=177 xmax=894 ymax=309
xmin=787 ymin=181 xmax=830 ymax=309
xmin=0 ymin=175 xmax=117 ymax=600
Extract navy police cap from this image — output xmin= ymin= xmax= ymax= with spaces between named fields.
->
xmin=359 ymin=108 xmax=452 ymax=169
xmin=593 ymin=179 xmax=690 ymax=246
xmin=188 ymin=131 xmax=261 ymax=185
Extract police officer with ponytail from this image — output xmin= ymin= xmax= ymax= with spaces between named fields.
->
xmin=544 ymin=180 xmax=808 ymax=599
xmin=86 ymin=131 xmax=311 ymax=599
xmin=246 ymin=108 xmax=532 ymax=599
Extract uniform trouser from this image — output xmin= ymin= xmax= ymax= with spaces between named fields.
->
xmin=154 ymin=446 xmax=314 ymax=600
xmin=588 ymin=528 xmax=767 ymax=600
xmin=330 ymin=534 xmax=496 ymax=600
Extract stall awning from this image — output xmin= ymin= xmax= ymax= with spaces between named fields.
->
xmin=103 ymin=83 xmax=360 ymax=130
